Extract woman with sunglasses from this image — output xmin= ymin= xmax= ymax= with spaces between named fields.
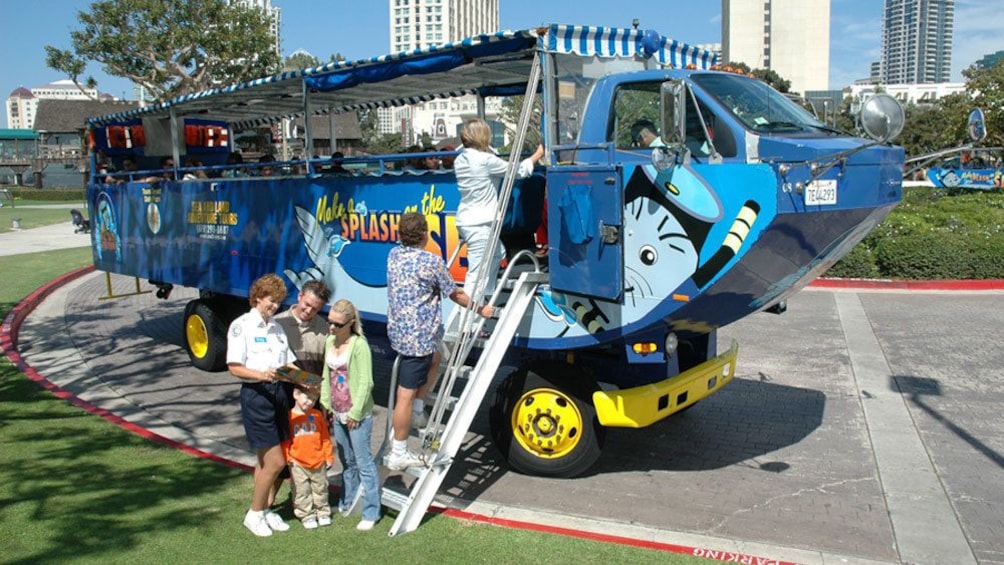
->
xmin=320 ymin=299 xmax=380 ymax=531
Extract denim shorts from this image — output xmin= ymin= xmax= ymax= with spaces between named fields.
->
xmin=240 ymin=381 xmax=292 ymax=449
xmin=397 ymin=354 xmax=433 ymax=390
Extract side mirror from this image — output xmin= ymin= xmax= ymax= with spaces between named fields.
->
xmin=857 ymin=93 xmax=904 ymax=143
xmin=967 ymin=108 xmax=987 ymax=142
xmin=660 ymin=79 xmax=687 ymax=148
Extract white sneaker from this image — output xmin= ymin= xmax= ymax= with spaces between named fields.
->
xmin=302 ymin=516 xmax=319 ymax=530
xmin=264 ymin=510 xmax=290 ymax=532
xmin=385 ymin=449 xmax=426 ymax=471
xmin=243 ymin=509 xmax=272 ymax=537
xmin=356 ymin=519 xmax=377 ymax=531
xmin=318 ymin=515 xmax=332 ymax=527
xmin=411 ymin=409 xmax=429 ymax=429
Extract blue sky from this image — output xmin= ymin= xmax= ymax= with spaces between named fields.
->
xmin=3 ymin=0 xmax=1002 ymax=127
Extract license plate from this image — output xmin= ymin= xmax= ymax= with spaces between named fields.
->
xmin=805 ymin=179 xmax=837 ymax=205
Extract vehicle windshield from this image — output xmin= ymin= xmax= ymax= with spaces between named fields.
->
xmin=690 ymin=73 xmax=828 ymax=134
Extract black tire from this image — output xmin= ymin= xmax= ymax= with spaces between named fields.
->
xmin=489 ymin=361 xmax=605 ymax=478
xmin=182 ymin=299 xmax=228 ymax=372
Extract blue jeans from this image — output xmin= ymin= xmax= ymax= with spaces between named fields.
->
xmin=333 ymin=414 xmax=381 ymax=521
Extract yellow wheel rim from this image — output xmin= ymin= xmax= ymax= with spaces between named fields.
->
xmin=185 ymin=313 xmax=209 ymax=359
xmin=511 ymin=387 xmax=583 ymax=459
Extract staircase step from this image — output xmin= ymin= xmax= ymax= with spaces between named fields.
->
xmin=381 ymin=484 xmax=411 ymax=511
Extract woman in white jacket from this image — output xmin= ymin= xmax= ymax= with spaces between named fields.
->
xmin=453 ymin=119 xmax=544 ymax=300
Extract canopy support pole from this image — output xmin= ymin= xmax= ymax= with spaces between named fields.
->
xmin=168 ymin=108 xmax=180 ymax=180
xmin=303 ymin=81 xmax=315 ymax=175
xmin=328 ymin=112 xmax=337 ymax=156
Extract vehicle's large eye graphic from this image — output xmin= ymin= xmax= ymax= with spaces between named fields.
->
xmin=639 ymin=244 xmax=658 ymax=266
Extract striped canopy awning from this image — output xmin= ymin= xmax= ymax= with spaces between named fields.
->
xmin=87 ymin=24 xmax=717 ymax=128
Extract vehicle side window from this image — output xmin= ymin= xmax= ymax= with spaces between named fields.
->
xmin=610 ymin=81 xmax=735 ymax=158
xmin=688 ymin=99 xmax=737 ymax=158
xmin=610 ymin=82 xmax=661 ymax=149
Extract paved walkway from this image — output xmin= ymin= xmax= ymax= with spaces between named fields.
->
xmin=0 ymin=210 xmax=90 ymax=257
xmin=5 ymin=222 xmax=1004 ymax=564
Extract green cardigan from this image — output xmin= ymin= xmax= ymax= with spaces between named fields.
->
xmin=319 ymin=333 xmax=375 ymax=422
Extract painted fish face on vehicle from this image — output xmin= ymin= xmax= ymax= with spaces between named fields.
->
xmin=536 ymin=165 xmax=723 ymax=336
xmin=938 ymin=170 xmax=962 ymax=187
xmin=623 ymin=192 xmax=700 ymax=308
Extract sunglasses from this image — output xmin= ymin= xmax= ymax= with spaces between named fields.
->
xmin=329 ymin=319 xmax=352 ymax=329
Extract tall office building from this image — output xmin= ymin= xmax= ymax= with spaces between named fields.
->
xmin=383 ymin=0 xmax=501 ymax=141
xmin=389 ymin=0 xmax=498 ymax=53
xmin=721 ymin=0 xmax=831 ymax=93
xmin=879 ymin=0 xmax=954 ymax=84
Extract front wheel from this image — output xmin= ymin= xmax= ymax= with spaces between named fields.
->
xmin=489 ymin=361 xmax=605 ymax=478
xmin=183 ymin=299 xmax=228 ymax=371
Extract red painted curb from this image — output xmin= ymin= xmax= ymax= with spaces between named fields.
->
xmin=810 ymin=277 xmax=1004 ymax=291
xmin=2 ymin=268 xmax=797 ymax=563
xmin=1 ymin=266 xmax=251 ymax=474
xmin=443 ymin=507 xmax=798 ymax=565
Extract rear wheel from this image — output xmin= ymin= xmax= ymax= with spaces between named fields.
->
xmin=489 ymin=361 xmax=605 ymax=478
xmin=183 ymin=299 xmax=228 ymax=371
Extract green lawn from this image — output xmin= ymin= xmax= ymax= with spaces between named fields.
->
xmin=0 ymin=204 xmax=87 ymax=234
xmin=0 ymin=249 xmax=706 ymax=564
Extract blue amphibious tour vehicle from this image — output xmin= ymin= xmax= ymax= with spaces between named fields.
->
xmin=84 ymin=24 xmax=905 ymax=491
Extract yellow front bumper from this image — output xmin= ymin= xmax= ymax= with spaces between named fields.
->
xmin=592 ymin=340 xmax=738 ymax=428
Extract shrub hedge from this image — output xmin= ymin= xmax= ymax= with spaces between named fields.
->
xmin=2 ymin=188 xmax=86 ymax=202
xmin=827 ymin=187 xmax=1004 ymax=279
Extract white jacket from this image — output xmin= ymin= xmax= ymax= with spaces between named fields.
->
xmin=453 ymin=147 xmax=535 ymax=227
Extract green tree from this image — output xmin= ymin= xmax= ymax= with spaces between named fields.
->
xmin=498 ymin=95 xmax=543 ymax=152
xmin=283 ymin=51 xmax=320 ymax=72
xmin=283 ymin=51 xmax=345 ymax=72
xmin=722 ymin=62 xmax=790 ymax=93
xmin=962 ymin=59 xmax=1004 ymax=148
xmin=751 ymin=68 xmax=791 ymax=94
xmin=357 ymin=109 xmax=403 ymax=154
xmin=45 ymin=0 xmax=280 ymax=101
xmin=897 ymin=95 xmax=969 ymax=158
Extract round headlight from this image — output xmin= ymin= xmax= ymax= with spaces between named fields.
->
xmin=665 ymin=332 xmax=679 ymax=355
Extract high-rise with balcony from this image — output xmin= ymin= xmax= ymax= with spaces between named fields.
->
xmin=722 ymin=0 xmax=831 ymax=93
xmin=383 ymin=0 xmax=500 ymax=141
xmin=389 ymin=0 xmax=498 ymax=53
xmin=880 ymin=0 xmax=954 ymax=84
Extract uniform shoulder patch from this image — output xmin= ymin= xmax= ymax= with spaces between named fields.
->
xmin=231 ymin=325 xmax=242 ymax=337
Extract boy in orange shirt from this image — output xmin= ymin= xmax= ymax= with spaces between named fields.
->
xmin=283 ymin=386 xmax=334 ymax=529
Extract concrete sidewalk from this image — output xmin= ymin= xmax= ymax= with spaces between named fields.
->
xmin=0 ymin=221 xmax=92 ymax=257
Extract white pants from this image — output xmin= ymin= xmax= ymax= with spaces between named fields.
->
xmin=459 ymin=223 xmax=505 ymax=300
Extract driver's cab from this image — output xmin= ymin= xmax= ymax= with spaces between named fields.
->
xmin=609 ymin=79 xmax=736 ymax=161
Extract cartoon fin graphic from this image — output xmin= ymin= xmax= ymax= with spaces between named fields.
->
xmin=693 ymin=200 xmax=760 ymax=288
xmin=535 ymin=288 xmax=577 ymax=325
xmin=327 ymin=234 xmax=351 ymax=258
xmin=283 ymin=266 xmax=325 ymax=292
xmin=292 ymin=205 xmax=351 ymax=263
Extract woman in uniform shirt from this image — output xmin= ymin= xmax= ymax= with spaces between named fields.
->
xmin=227 ymin=273 xmax=298 ymax=537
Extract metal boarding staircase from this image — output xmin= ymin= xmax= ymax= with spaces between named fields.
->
xmin=380 ymin=265 xmax=545 ymax=536
xmin=374 ymin=52 xmax=546 ymax=536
